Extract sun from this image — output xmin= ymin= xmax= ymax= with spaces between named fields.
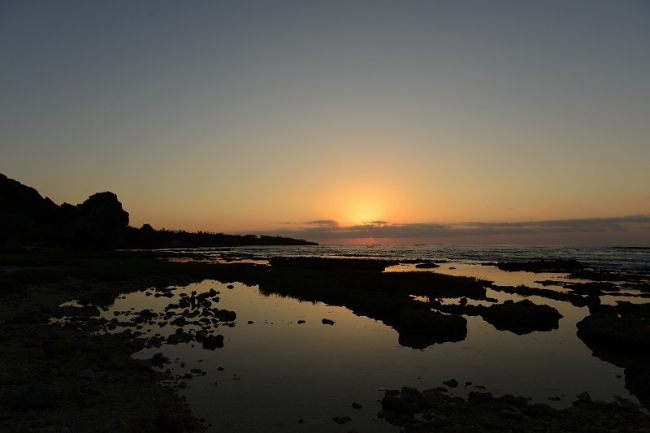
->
xmin=351 ymin=203 xmax=383 ymax=226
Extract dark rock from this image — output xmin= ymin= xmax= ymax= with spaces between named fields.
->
xmin=443 ymin=379 xmax=459 ymax=388
xmin=202 ymin=334 xmax=224 ymax=350
xmin=270 ymin=256 xmax=398 ymax=272
xmin=624 ymin=364 xmax=650 ymax=405
xmin=468 ymin=391 xmax=493 ymax=403
xmin=577 ymin=312 xmax=650 ymax=351
xmin=381 ymin=394 xmax=414 ymax=415
xmin=42 ymin=339 xmax=78 ymax=358
xmin=332 ymin=416 xmax=352 ymax=424
xmin=322 ymin=318 xmax=335 ymax=325
xmin=401 ymin=387 xmax=424 ymax=405
xmin=575 ymin=392 xmax=592 ymax=404
xmin=496 ymin=394 xmax=528 ymax=408
xmin=10 ymin=385 xmax=59 ymax=409
xmin=495 ymin=259 xmax=585 ymax=273
xmin=479 ymin=299 xmax=562 ymax=335
xmin=394 ymin=308 xmax=467 ymax=347
xmin=214 ymin=309 xmax=237 ymax=322
xmin=151 ymin=352 xmax=169 ymax=365
xmin=154 ymin=412 xmax=184 ymax=433
xmin=415 ymin=262 xmax=439 ymax=269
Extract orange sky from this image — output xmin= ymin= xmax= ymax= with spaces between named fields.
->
xmin=2 ymin=1 xmax=649 ymax=245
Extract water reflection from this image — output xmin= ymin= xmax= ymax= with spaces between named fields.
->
xmin=90 ymin=266 xmax=640 ymax=433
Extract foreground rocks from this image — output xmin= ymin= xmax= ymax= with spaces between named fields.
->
xmin=380 ymin=385 xmax=650 ymax=432
xmin=479 ymin=299 xmax=562 ymax=335
xmin=577 ymin=310 xmax=650 ymax=406
xmin=0 ymin=279 xmax=206 ymax=433
xmin=395 ymin=308 xmax=467 ymax=348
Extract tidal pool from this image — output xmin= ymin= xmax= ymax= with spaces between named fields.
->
xmin=97 ymin=263 xmax=641 ymax=433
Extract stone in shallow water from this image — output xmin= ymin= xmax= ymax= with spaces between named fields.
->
xmin=202 ymin=334 xmax=224 ymax=350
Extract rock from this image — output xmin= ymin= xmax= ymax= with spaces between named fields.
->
xmin=214 ymin=309 xmax=237 ymax=322
xmin=394 ymin=308 xmax=467 ymax=348
xmin=42 ymin=339 xmax=78 ymax=358
xmin=322 ymin=318 xmax=335 ymax=325
xmin=352 ymin=402 xmax=363 ymax=409
xmin=202 ymin=334 xmax=224 ymax=350
xmin=495 ymin=259 xmax=585 ymax=273
xmin=625 ymin=365 xmax=650 ymax=405
xmin=575 ymin=392 xmax=592 ymax=403
xmin=332 ymin=416 xmax=352 ymax=424
xmin=577 ymin=312 xmax=650 ymax=350
xmin=401 ymin=387 xmax=424 ymax=405
xmin=151 ymin=352 xmax=169 ymax=365
xmin=479 ymin=299 xmax=562 ymax=335
xmin=10 ymin=385 xmax=59 ymax=409
xmin=496 ymin=394 xmax=528 ymax=408
xmin=154 ymin=412 xmax=184 ymax=433
xmin=415 ymin=262 xmax=439 ymax=269
xmin=443 ymin=379 xmax=459 ymax=388
xmin=381 ymin=394 xmax=414 ymax=415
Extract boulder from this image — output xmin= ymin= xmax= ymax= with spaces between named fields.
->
xmin=479 ymin=300 xmax=562 ymax=335
xmin=202 ymin=334 xmax=224 ymax=350
xmin=576 ymin=312 xmax=650 ymax=350
xmin=394 ymin=308 xmax=467 ymax=348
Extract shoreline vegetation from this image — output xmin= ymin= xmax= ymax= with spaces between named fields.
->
xmin=1 ymin=251 xmax=649 ymax=432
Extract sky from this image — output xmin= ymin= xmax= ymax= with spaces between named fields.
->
xmin=1 ymin=1 xmax=649 ymax=245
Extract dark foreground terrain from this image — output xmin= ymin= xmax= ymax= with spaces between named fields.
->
xmin=1 ymin=251 xmax=649 ymax=432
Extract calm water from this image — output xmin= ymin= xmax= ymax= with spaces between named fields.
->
xmin=103 ymin=245 xmax=649 ymax=432
xmin=166 ymin=244 xmax=650 ymax=272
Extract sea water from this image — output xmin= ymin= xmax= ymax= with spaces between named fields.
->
xmin=104 ymin=245 xmax=649 ymax=432
xmin=166 ymin=244 xmax=650 ymax=273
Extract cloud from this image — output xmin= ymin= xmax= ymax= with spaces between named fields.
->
xmin=305 ymin=219 xmax=340 ymax=227
xmin=261 ymin=215 xmax=650 ymax=241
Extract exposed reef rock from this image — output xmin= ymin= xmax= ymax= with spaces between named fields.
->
xmin=577 ymin=312 xmax=650 ymax=350
xmin=492 ymin=259 xmax=585 ymax=273
xmin=433 ymin=298 xmax=563 ymax=335
xmin=576 ymin=306 xmax=650 ymax=406
xmin=269 ymin=256 xmax=398 ymax=272
xmin=379 ymin=385 xmax=649 ymax=432
xmin=478 ymin=299 xmax=563 ymax=335
xmin=257 ymin=257 xmax=488 ymax=349
xmin=395 ymin=308 xmax=467 ymax=348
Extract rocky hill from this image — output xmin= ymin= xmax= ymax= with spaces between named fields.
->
xmin=0 ymin=174 xmax=315 ymax=250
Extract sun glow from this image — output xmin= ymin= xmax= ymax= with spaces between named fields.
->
xmin=337 ymin=191 xmax=392 ymax=227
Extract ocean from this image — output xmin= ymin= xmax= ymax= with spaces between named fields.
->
xmin=169 ymin=243 xmax=650 ymax=273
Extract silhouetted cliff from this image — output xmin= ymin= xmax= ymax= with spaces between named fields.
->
xmin=0 ymin=174 xmax=316 ymax=251
xmin=0 ymin=174 xmax=130 ymax=250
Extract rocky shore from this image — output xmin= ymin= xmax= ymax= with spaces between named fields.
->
xmin=380 ymin=384 xmax=650 ymax=433
xmin=0 ymin=277 xmax=207 ymax=433
xmin=2 ymin=254 xmax=649 ymax=433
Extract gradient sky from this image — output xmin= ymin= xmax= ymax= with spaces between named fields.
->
xmin=2 ymin=1 xmax=649 ymax=244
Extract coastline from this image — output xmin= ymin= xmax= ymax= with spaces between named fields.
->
xmin=1 ymin=250 xmax=649 ymax=432
xmin=0 ymin=275 xmax=209 ymax=433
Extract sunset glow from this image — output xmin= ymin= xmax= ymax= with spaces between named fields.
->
xmin=1 ymin=1 xmax=649 ymax=245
